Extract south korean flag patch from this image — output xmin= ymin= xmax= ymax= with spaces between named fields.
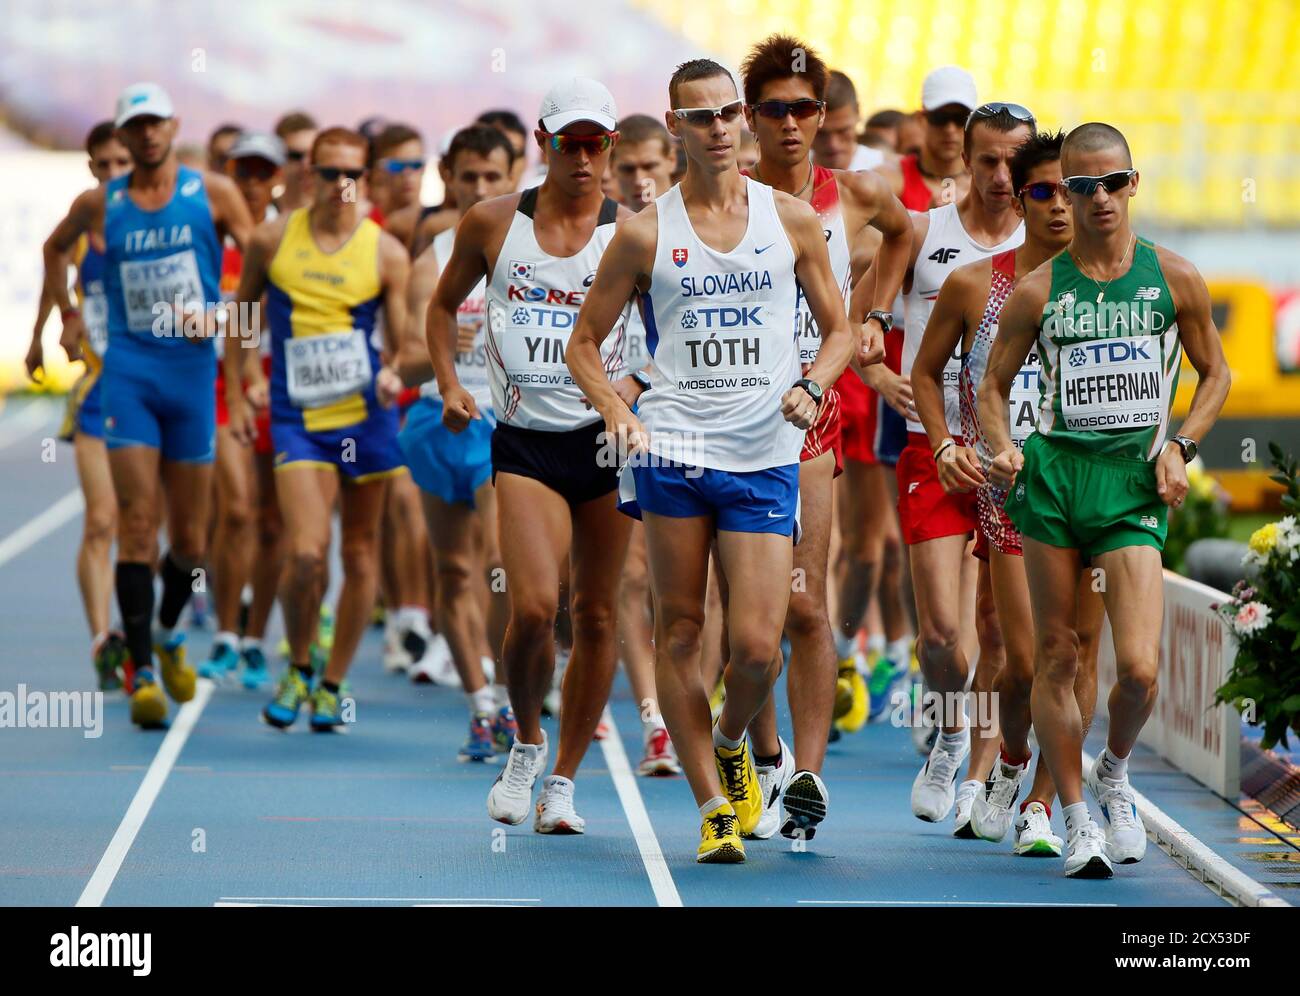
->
xmin=509 ymin=260 xmax=535 ymax=281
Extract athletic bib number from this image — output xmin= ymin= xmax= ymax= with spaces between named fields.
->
xmin=675 ymin=301 xmax=776 ymax=393
xmin=285 ymin=329 xmax=373 ymax=408
xmin=496 ymin=301 xmax=578 ymax=390
xmin=796 ymin=308 xmax=821 ymax=365
xmin=119 ymin=250 xmax=204 ymax=333
xmin=1059 ymin=335 xmax=1164 ymax=431
xmin=83 ymin=291 xmax=109 ymax=357
xmin=1009 ymin=354 xmax=1040 ymax=447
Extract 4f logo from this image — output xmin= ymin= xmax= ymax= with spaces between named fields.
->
xmin=508 ymin=260 xmax=535 ymax=281
xmin=928 ymin=247 xmax=960 ymax=264
xmin=672 ymin=248 xmax=689 ymax=268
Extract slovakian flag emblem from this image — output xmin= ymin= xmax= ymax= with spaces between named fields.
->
xmin=672 ymin=248 xmax=688 ymax=268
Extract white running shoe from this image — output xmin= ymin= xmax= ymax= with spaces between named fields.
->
xmin=911 ymin=731 xmax=970 ymax=822
xmin=749 ymin=737 xmax=794 ymax=839
xmin=382 ymin=617 xmax=412 ymax=673
xmin=971 ymin=755 xmax=1031 ymax=842
xmin=1064 ymin=819 xmax=1114 ymax=878
xmin=480 ymin=654 xmax=496 ymax=685
xmin=533 ymin=775 xmax=585 ymax=834
xmin=1013 ymin=801 xmax=1063 ymax=857
xmin=409 ymin=633 xmax=459 ymax=687
xmin=1086 ymin=757 xmax=1147 ymax=864
xmin=487 ymin=734 xmax=548 ymax=825
xmin=952 ymin=779 xmax=982 ymax=838
xmin=780 ymin=769 xmax=829 ymax=841
xmin=638 ymin=724 xmax=682 ymax=777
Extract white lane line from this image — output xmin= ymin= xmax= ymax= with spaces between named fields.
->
xmin=217 ymin=896 xmax=540 ymax=903
xmin=598 ymin=706 xmax=683 ymax=908
xmin=1080 ymin=749 xmax=1290 ymax=908
xmin=0 ymin=400 xmax=59 ymax=450
xmin=799 ymin=900 xmax=1117 ymax=907
xmin=76 ymin=680 xmax=215 ymax=907
xmin=0 ymin=488 xmax=83 ymax=570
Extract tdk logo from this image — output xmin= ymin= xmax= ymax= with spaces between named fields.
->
xmin=1069 ymin=340 xmax=1152 ymax=365
xmin=681 ymin=306 xmax=762 ymax=330
xmin=511 ymin=306 xmax=574 ymax=329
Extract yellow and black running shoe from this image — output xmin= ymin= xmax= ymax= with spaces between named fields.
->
xmin=697 ymin=803 xmax=745 ymax=864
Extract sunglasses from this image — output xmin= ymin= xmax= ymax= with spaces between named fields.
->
xmin=1061 ymin=170 xmax=1136 ymax=195
xmin=749 ymin=98 xmax=825 ymax=120
xmin=925 ymin=106 xmax=968 ymax=128
xmin=1018 ymin=180 xmax=1061 ymax=201
xmin=672 ymin=100 xmax=745 ymax=127
xmin=380 ymin=157 xmax=426 ymax=174
xmin=232 ymin=159 xmax=278 ymax=180
xmin=314 ymin=165 xmax=365 ymax=182
xmin=965 ymin=101 xmax=1036 ymax=131
xmin=542 ymin=131 xmax=617 ymax=156
xmin=286 ymin=149 xmax=307 ymax=162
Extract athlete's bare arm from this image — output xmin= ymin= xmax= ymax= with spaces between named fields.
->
xmin=913 ymin=263 xmax=983 ymax=491
xmin=412 ymin=207 xmax=458 ymax=258
xmin=978 ymin=260 xmax=1051 ymax=489
xmin=1153 ymin=246 xmax=1231 ymax=505
xmin=224 ymin=215 xmax=288 ymax=445
xmin=42 ymin=188 xmax=104 ymax=326
xmin=384 ymin=202 xmax=421 ymax=254
xmin=204 ymin=172 xmax=255 ymax=251
xmin=840 ymin=169 xmax=910 ymax=358
xmin=374 ymin=230 xmax=412 ymax=406
xmin=873 ymin=157 xmax=906 ymax=199
xmin=397 ymin=247 xmax=440 ymax=387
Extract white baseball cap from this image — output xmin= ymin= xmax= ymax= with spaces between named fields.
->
xmin=115 ymin=82 xmax=175 ymax=127
xmin=538 ymin=78 xmax=618 ymax=133
xmin=228 ymin=131 xmax=287 ymax=167
xmin=921 ymin=66 xmax=978 ymax=111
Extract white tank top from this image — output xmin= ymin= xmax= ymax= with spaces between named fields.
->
xmin=902 ymin=201 xmax=1023 ymax=435
xmin=790 ymin=165 xmax=851 ymax=370
xmin=637 ymin=178 xmax=803 ymax=472
xmin=484 ymin=189 xmax=627 ymax=430
xmin=422 ymin=226 xmax=493 ymax=411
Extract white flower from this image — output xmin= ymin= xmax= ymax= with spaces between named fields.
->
xmin=1275 ymin=515 xmax=1300 ymax=564
xmin=1233 ymin=601 xmax=1272 ymax=636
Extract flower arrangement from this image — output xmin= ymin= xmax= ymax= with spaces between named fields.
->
xmin=1214 ymin=444 xmax=1300 ymax=749
xmin=1162 ymin=457 xmax=1230 ymax=573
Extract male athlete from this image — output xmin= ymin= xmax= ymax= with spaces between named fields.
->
xmin=979 ymin=123 xmax=1230 ymax=877
xmin=226 ymin=126 xmax=411 ymax=732
xmin=273 ymin=111 xmax=319 ymax=214
xmin=45 ymin=82 xmax=254 ymax=728
xmin=567 ymin=59 xmax=860 ymax=862
xmin=738 ymin=34 xmax=907 ymax=838
xmin=429 ymin=79 xmax=632 ymax=833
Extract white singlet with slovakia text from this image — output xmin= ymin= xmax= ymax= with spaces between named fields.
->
xmin=483 ymin=190 xmax=627 ymax=431
xmin=423 ymin=226 xmax=493 ymax=411
xmin=636 ymin=177 xmax=803 ymax=472
xmin=902 ymin=201 xmax=1022 ymax=435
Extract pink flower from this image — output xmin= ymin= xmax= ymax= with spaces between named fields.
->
xmin=1234 ymin=601 xmax=1272 ymax=636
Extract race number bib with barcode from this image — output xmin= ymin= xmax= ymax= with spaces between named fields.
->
xmin=120 ymin=250 xmax=204 ymax=333
xmin=1060 ymin=335 xmax=1164 ymax=431
xmin=1008 ymin=353 xmax=1041 ymax=446
xmin=83 ymin=291 xmax=109 ymax=357
xmin=674 ymin=302 xmax=774 ymax=393
xmin=286 ymin=329 xmax=373 ymax=408
xmin=496 ymin=302 xmax=577 ymax=390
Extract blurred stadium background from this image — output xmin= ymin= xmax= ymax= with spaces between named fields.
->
xmin=2 ymin=0 xmax=1297 ymax=509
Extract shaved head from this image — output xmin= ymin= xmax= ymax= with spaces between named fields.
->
xmin=1062 ymin=122 xmax=1132 ymax=171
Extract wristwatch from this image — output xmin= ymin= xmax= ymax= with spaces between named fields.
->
xmin=631 ymin=369 xmax=652 ymax=391
xmin=1169 ymin=434 xmax=1198 ymax=463
xmin=865 ymin=309 xmax=894 ymax=333
xmin=794 ymin=377 xmax=824 ymax=406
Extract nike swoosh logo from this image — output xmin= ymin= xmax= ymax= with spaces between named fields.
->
xmin=767 ymin=510 xmax=784 ymax=519
xmin=755 ymin=243 xmax=774 ymax=254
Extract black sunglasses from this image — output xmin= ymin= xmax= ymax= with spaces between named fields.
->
xmin=286 ymin=150 xmax=307 ymax=162
xmin=925 ymin=106 xmax=968 ymax=128
xmin=750 ymin=98 xmax=825 ymax=120
xmin=1018 ymin=180 xmax=1060 ymax=201
xmin=1061 ymin=170 xmax=1136 ymax=195
xmin=315 ymin=165 xmax=365 ymax=182
xmin=965 ymin=102 xmax=1036 ymax=131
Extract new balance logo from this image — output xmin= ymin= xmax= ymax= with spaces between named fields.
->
xmin=928 ymin=247 xmax=960 ymax=264
xmin=1135 ymin=286 xmax=1161 ymax=301
xmin=1140 ymin=515 xmax=1159 ymax=528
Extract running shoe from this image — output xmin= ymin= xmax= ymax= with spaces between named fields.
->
xmin=491 ymin=705 xmax=518 ymax=753
xmin=708 ymin=675 xmax=726 ymax=722
xmin=749 ymin=737 xmax=794 ymax=839
xmin=911 ymin=730 xmax=970 ymax=822
xmin=1064 ymin=820 xmax=1113 ymax=878
xmin=638 ymin=725 xmax=682 ymax=777
xmin=593 ymin=720 xmax=609 ymax=741
xmin=1086 ymin=757 xmax=1147 ymax=864
xmin=263 ymin=667 xmax=310 ymax=729
xmin=93 ymin=632 xmax=128 ymax=692
xmin=714 ymin=731 xmax=763 ymax=836
xmin=972 ymin=754 xmax=1031 ymax=842
xmin=952 ymin=779 xmax=982 ymax=838
xmin=240 ymin=645 xmax=269 ymax=690
xmin=309 ymin=683 xmax=345 ymax=732
xmin=781 ymin=769 xmax=830 ymax=841
xmin=868 ymin=653 xmax=910 ymax=721
xmin=835 ymin=657 xmax=869 ymax=733
xmin=401 ymin=619 xmax=429 ymax=668
xmin=409 ymin=633 xmax=458 ymax=687
xmin=697 ymin=802 xmax=745 ymax=864
xmin=534 ymin=775 xmax=585 ymax=834
xmin=459 ymin=711 xmax=496 ymax=763
xmin=155 ymin=633 xmax=196 ymax=703
xmin=1013 ymin=802 xmax=1063 ymax=857
xmin=186 ymin=591 xmax=211 ymax=630
xmin=910 ymin=681 xmax=937 ymax=756
xmin=199 ymin=640 xmax=238 ymax=681
xmin=833 ymin=660 xmax=855 ymax=720
xmin=129 ymin=668 xmax=168 ymax=729
xmin=487 ymin=735 xmax=547 ymax=825
xmin=309 ymin=644 xmax=327 ymax=681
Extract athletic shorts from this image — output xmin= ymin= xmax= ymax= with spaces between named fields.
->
xmin=491 ymin=418 xmax=618 ymax=507
xmin=399 ymin=396 xmax=494 ymax=507
xmin=61 ymin=370 xmax=104 ymax=441
xmin=101 ymin=349 xmax=216 ymax=463
xmin=896 ymin=432 xmax=977 ymax=545
xmin=1005 ymin=432 xmax=1167 ymax=560
xmin=215 ymin=357 xmax=273 ymax=455
xmin=837 ymin=329 xmax=907 ymax=467
xmin=622 ymin=462 xmax=800 ymax=538
xmin=977 ymin=484 xmax=1022 ymax=558
xmin=800 ymin=384 xmax=842 ymax=476
xmin=271 ymin=406 xmax=404 ymax=483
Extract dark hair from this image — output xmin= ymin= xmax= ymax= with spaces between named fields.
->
xmin=739 ymin=34 xmax=828 ymax=106
xmin=669 ymin=58 xmax=735 ymax=108
xmin=476 ymin=109 xmax=528 ymax=140
xmin=615 ymin=113 xmax=672 ymax=156
xmin=310 ymin=126 xmax=370 ymax=164
xmin=85 ymin=120 xmax=119 ymax=156
xmin=444 ymin=124 xmax=516 ymax=172
xmin=207 ymin=123 xmax=242 ymax=149
xmin=274 ymin=111 xmax=317 ymax=140
xmin=865 ymin=108 xmax=905 ymax=130
xmin=1062 ymin=121 xmax=1133 ymax=169
xmin=964 ymin=106 xmax=1036 ymax=157
xmin=372 ymin=123 xmax=423 ymax=163
xmin=1010 ymin=128 xmax=1066 ymax=193
xmin=825 ymin=70 xmax=858 ymax=112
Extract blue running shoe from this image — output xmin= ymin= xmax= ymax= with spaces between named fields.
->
xmin=459 ymin=712 xmax=496 ymax=762
xmin=263 ymin=667 xmax=310 ymax=729
xmin=200 ymin=641 xmax=239 ymax=680
xmin=241 ymin=645 xmax=269 ymax=690
xmin=309 ymin=683 xmax=346 ymax=732
xmin=868 ymin=655 xmax=910 ymax=721
xmin=491 ymin=705 xmax=518 ymax=754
